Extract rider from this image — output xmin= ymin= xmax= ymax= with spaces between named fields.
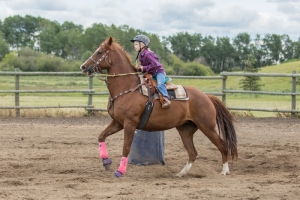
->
xmin=130 ymin=34 xmax=171 ymax=109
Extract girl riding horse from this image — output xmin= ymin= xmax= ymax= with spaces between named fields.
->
xmin=131 ymin=34 xmax=171 ymax=109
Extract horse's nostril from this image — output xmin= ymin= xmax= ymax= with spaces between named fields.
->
xmin=80 ymin=65 xmax=86 ymax=70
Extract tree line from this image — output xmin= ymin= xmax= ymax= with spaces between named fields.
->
xmin=0 ymin=15 xmax=299 ymax=75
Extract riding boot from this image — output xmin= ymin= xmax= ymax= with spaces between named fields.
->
xmin=166 ymin=77 xmax=172 ymax=85
xmin=162 ymin=97 xmax=171 ymax=109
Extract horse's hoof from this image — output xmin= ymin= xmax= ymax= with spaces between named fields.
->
xmin=220 ymin=171 xmax=230 ymax=175
xmin=104 ymin=164 xmax=111 ymax=170
xmin=113 ymin=170 xmax=123 ymax=178
xmin=102 ymin=158 xmax=112 ymax=170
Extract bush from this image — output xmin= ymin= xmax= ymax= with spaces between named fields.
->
xmin=165 ymin=54 xmax=215 ymax=76
xmin=0 ymin=47 xmax=82 ymax=72
xmin=0 ymin=52 xmax=20 ymax=71
xmin=182 ymin=62 xmax=214 ymax=76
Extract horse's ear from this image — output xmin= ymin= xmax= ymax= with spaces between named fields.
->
xmin=108 ymin=37 xmax=113 ymax=46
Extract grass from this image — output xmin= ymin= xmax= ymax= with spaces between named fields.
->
xmin=0 ymin=95 xmax=108 ymax=107
xmin=0 ymin=107 xmax=111 ymax=118
xmin=1 ymin=60 xmax=300 ymax=117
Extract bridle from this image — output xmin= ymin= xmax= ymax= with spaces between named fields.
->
xmin=86 ymin=47 xmax=141 ymax=79
xmin=84 ymin=47 xmax=144 ymax=108
xmin=88 ymin=49 xmax=111 ymax=74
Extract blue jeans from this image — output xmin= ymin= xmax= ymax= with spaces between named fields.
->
xmin=153 ymin=73 xmax=169 ymax=98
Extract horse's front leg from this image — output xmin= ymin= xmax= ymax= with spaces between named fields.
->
xmin=98 ymin=119 xmax=123 ymax=170
xmin=113 ymin=122 xmax=137 ymax=178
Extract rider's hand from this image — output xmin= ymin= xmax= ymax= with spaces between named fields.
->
xmin=139 ymin=66 xmax=143 ymax=72
xmin=135 ymin=65 xmax=143 ymax=72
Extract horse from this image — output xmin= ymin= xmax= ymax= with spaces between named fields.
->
xmin=79 ymin=37 xmax=238 ymax=178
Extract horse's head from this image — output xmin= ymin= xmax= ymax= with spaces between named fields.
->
xmin=80 ymin=37 xmax=114 ymax=75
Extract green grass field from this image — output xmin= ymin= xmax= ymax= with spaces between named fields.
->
xmin=1 ymin=60 xmax=300 ymax=117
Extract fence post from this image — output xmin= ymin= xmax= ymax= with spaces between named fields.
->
xmin=221 ymin=72 xmax=227 ymax=105
xmin=88 ymin=76 xmax=93 ymax=114
xmin=291 ymin=70 xmax=296 ymax=117
xmin=15 ymin=68 xmax=20 ymax=117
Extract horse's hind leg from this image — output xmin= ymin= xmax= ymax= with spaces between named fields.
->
xmin=175 ymin=121 xmax=198 ymax=177
xmin=197 ymin=122 xmax=230 ymax=175
xmin=98 ymin=119 xmax=123 ymax=170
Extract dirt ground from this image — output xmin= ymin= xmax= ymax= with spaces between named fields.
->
xmin=0 ymin=115 xmax=299 ymax=200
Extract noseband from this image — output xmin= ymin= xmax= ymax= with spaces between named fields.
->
xmin=88 ymin=50 xmax=111 ymax=74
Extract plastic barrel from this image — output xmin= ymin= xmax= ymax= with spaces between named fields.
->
xmin=128 ymin=130 xmax=165 ymax=165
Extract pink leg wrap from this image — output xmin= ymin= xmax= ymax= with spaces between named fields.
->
xmin=99 ymin=142 xmax=108 ymax=159
xmin=117 ymin=157 xmax=128 ymax=174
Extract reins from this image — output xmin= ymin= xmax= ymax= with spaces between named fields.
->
xmin=90 ymin=72 xmax=144 ymax=107
xmin=92 ymin=71 xmax=142 ymax=80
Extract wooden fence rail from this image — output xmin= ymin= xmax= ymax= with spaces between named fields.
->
xmin=0 ymin=69 xmax=299 ymax=116
xmin=0 ymin=69 xmax=94 ymax=116
xmin=220 ymin=71 xmax=300 ymax=116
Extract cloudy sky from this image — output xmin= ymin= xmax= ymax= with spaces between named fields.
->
xmin=0 ymin=0 xmax=299 ymax=40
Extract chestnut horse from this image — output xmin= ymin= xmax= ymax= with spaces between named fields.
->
xmin=80 ymin=37 xmax=237 ymax=178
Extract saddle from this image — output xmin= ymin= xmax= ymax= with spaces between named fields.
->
xmin=136 ymin=74 xmax=188 ymax=129
xmin=140 ymin=74 xmax=189 ymax=101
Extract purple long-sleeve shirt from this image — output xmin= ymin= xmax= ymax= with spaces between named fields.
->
xmin=139 ymin=48 xmax=165 ymax=75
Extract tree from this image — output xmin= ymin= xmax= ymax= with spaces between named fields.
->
xmin=292 ymin=38 xmax=300 ymax=59
xmin=239 ymin=54 xmax=263 ymax=95
xmin=106 ymin=24 xmax=135 ymax=53
xmin=199 ymin=35 xmax=216 ymax=68
xmin=262 ymin=34 xmax=282 ymax=64
xmin=249 ymin=34 xmax=265 ymax=68
xmin=161 ymin=36 xmax=171 ymax=58
xmin=37 ymin=18 xmax=61 ymax=55
xmin=281 ymin=34 xmax=293 ymax=61
xmin=233 ymin=32 xmax=251 ymax=70
xmin=81 ymin=23 xmax=107 ymax=53
xmin=63 ymin=28 xmax=83 ymax=60
xmin=167 ymin=54 xmax=185 ymax=75
xmin=214 ymin=36 xmax=236 ymax=73
xmin=0 ymin=31 xmax=9 ymax=61
xmin=1 ymin=15 xmax=39 ymax=49
xmin=167 ymin=32 xmax=202 ymax=62
xmin=56 ymin=21 xmax=84 ymax=59
xmin=147 ymin=33 xmax=166 ymax=61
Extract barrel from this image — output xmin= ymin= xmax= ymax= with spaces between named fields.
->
xmin=128 ymin=130 xmax=165 ymax=165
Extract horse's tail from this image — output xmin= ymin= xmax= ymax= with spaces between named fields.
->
xmin=207 ymin=95 xmax=238 ymax=160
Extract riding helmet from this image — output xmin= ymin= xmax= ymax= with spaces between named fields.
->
xmin=130 ymin=35 xmax=150 ymax=46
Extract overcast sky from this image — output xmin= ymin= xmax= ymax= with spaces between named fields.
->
xmin=0 ymin=0 xmax=299 ymax=41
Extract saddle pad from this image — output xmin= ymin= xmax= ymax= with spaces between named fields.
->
xmin=139 ymin=77 xmax=189 ymax=100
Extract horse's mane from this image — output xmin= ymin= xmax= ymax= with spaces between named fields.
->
xmin=104 ymin=37 xmax=136 ymax=71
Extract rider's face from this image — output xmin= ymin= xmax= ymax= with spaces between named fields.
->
xmin=133 ymin=41 xmax=144 ymax=52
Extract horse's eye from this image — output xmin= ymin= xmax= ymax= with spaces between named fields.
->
xmin=97 ymin=52 xmax=102 ymax=55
